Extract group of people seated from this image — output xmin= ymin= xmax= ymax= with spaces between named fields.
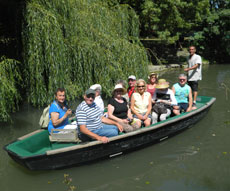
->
xmin=48 ymin=72 xmax=196 ymax=143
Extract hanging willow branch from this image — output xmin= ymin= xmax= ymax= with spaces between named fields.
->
xmin=22 ymin=0 xmax=150 ymax=107
xmin=0 ymin=56 xmax=21 ymax=121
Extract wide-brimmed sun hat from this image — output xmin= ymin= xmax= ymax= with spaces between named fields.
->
xmin=148 ymin=72 xmax=158 ymax=79
xmin=113 ymin=84 xmax=126 ymax=95
xmin=155 ymin=79 xmax=169 ymax=89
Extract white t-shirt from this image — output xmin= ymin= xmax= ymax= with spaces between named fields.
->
xmin=94 ymin=95 xmax=104 ymax=114
xmin=188 ymin=54 xmax=202 ymax=81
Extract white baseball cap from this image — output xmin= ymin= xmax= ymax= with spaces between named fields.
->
xmin=128 ymin=75 xmax=136 ymax=80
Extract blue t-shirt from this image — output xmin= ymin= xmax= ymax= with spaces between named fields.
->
xmin=173 ymin=83 xmax=191 ymax=104
xmin=48 ymin=101 xmax=69 ymax=133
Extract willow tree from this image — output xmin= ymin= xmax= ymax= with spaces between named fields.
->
xmin=0 ymin=56 xmax=21 ymax=121
xmin=22 ymin=0 xmax=149 ymax=107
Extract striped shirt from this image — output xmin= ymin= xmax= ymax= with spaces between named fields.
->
xmin=76 ymin=101 xmax=103 ymax=131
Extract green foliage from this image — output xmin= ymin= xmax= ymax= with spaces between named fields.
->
xmin=189 ymin=7 xmax=230 ymax=63
xmin=22 ymin=0 xmax=149 ymax=106
xmin=63 ymin=174 xmax=76 ymax=191
xmin=210 ymin=0 xmax=230 ymax=10
xmin=120 ymin=0 xmax=211 ymax=44
xmin=0 ymin=56 xmax=21 ymax=121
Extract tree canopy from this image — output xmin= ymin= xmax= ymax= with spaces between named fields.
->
xmin=120 ymin=0 xmax=211 ymax=43
xmin=120 ymin=0 xmax=230 ymax=62
xmin=0 ymin=0 xmax=149 ymax=121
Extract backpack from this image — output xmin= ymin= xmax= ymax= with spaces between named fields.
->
xmin=39 ymin=104 xmax=51 ymax=128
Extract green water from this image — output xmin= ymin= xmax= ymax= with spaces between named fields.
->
xmin=0 ymin=64 xmax=230 ymax=191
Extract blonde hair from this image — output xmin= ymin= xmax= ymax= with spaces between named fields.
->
xmin=135 ymin=79 xmax=147 ymax=92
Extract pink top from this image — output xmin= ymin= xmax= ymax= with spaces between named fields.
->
xmin=147 ymin=85 xmax=156 ymax=97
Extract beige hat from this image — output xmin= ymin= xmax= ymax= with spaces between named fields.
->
xmin=113 ymin=84 xmax=126 ymax=95
xmin=155 ymin=79 xmax=169 ymax=89
xmin=148 ymin=72 xmax=158 ymax=79
xmin=90 ymin=84 xmax=102 ymax=91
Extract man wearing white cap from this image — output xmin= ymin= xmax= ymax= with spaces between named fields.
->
xmin=90 ymin=84 xmax=104 ymax=114
xmin=127 ymin=75 xmax=136 ymax=100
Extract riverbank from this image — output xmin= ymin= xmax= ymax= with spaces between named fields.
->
xmin=148 ymin=63 xmax=185 ymax=73
xmin=148 ymin=49 xmax=209 ymax=73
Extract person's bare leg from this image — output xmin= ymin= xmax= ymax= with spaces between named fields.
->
xmin=173 ymin=106 xmax=180 ymax=115
xmin=192 ymin=91 xmax=198 ymax=109
xmin=144 ymin=118 xmax=151 ymax=127
xmin=193 ymin=91 xmax=198 ymax=103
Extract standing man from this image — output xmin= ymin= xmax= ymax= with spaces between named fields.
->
xmin=76 ymin=88 xmax=123 ymax=143
xmin=127 ymin=75 xmax=136 ymax=100
xmin=184 ymin=46 xmax=202 ymax=106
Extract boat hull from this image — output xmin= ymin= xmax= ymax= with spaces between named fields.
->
xmin=5 ymin=96 xmax=215 ymax=170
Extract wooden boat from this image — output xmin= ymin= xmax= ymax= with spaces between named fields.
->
xmin=4 ymin=96 xmax=216 ymax=170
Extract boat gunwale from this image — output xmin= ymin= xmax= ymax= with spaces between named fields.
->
xmin=45 ymin=96 xmax=216 ymax=155
xmin=4 ymin=96 xmax=216 ymax=159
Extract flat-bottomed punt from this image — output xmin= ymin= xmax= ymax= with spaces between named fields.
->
xmin=4 ymin=96 xmax=216 ymax=170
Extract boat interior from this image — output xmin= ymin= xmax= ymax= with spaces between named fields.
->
xmin=5 ymin=96 xmax=213 ymax=158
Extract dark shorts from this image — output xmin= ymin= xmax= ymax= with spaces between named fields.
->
xmin=178 ymin=103 xmax=189 ymax=111
xmin=188 ymin=81 xmax=198 ymax=92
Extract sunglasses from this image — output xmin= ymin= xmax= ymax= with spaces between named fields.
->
xmin=137 ymin=85 xmax=145 ymax=88
xmin=179 ymin=79 xmax=186 ymax=82
xmin=128 ymin=79 xmax=135 ymax=82
xmin=86 ymin=94 xmax=95 ymax=99
xmin=115 ymin=90 xmax=123 ymax=93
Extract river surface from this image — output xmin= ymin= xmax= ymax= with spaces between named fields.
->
xmin=0 ymin=64 xmax=230 ymax=191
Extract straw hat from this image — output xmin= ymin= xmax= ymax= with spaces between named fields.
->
xmin=148 ymin=72 xmax=158 ymax=79
xmin=113 ymin=84 xmax=126 ymax=95
xmin=155 ymin=79 xmax=169 ymax=89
